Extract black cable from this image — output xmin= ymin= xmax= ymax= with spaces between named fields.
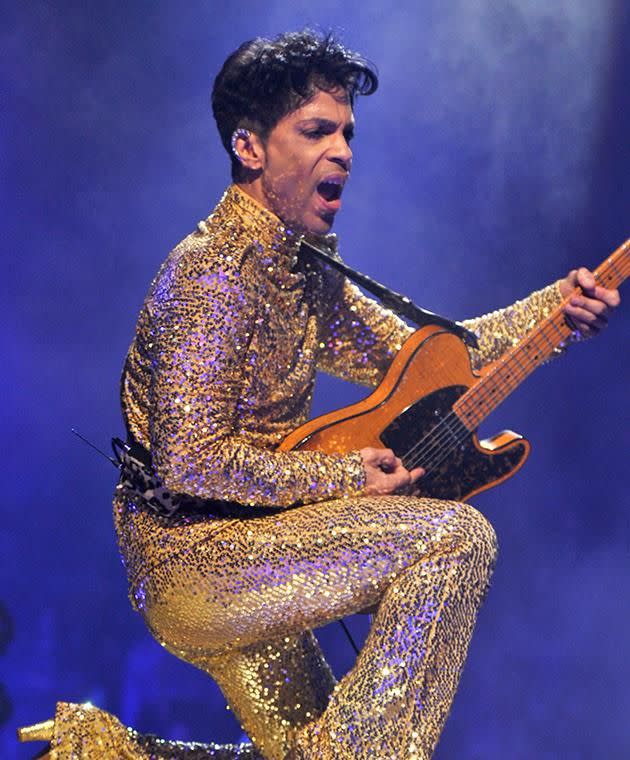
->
xmin=338 ymin=618 xmax=360 ymax=656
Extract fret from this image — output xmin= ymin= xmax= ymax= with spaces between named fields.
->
xmin=535 ymin=327 xmax=554 ymax=357
xmin=537 ymin=328 xmax=556 ymax=352
xmin=607 ymin=257 xmax=624 ymax=284
xmin=453 ymin=238 xmax=629 ymax=432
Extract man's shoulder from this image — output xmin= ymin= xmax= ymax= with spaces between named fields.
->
xmin=171 ymin=211 xmax=250 ymax=268
xmin=145 ymin=211 xmax=253 ymax=307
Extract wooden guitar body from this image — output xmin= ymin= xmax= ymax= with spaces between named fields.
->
xmin=281 ymin=325 xmax=530 ymax=502
xmin=281 ymin=238 xmax=628 ymax=502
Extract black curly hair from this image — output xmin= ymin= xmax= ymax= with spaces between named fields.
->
xmin=212 ymin=30 xmax=378 ymax=179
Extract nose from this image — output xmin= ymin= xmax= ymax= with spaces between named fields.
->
xmin=330 ymin=132 xmax=352 ymax=172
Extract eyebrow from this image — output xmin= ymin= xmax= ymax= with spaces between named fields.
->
xmin=296 ymin=117 xmax=355 ymax=132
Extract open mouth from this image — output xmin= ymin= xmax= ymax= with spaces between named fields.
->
xmin=317 ymin=177 xmax=345 ymax=203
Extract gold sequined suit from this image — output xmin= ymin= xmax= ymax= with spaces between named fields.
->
xmin=44 ymin=186 xmax=563 ymax=759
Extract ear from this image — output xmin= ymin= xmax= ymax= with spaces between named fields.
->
xmin=233 ymin=131 xmax=266 ymax=172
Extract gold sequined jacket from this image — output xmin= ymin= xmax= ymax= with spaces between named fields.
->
xmin=120 ymin=184 xmax=562 ymax=510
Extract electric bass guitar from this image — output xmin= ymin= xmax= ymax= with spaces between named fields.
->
xmin=280 ymin=239 xmax=629 ymax=501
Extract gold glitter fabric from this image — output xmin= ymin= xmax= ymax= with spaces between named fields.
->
xmin=38 ymin=185 xmax=563 ymax=759
xmin=120 ymin=185 xmax=370 ymax=510
xmin=132 ymin=494 xmax=497 ymax=760
xmin=461 ymin=283 xmax=564 ymax=368
xmin=119 ymin=184 xmax=561 ymax=511
xmin=46 ymin=701 xmax=262 ymax=758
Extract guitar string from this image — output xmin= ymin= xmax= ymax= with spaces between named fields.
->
xmin=404 ymin=250 xmax=630 ymax=467
xmin=401 ymin=262 xmax=628 ymax=474
xmin=397 ymin=299 xmax=576 ymax=466
xmin=399 ymin=255 xmax=629 ymax=477
xmin=407 ymin=327 xmax=572 ymax=475
xmin=393 ymin=314 xmax=564 ymax=468
xmin=405 ymin=306 xmax=610 ymax=474
xmin=271 ymin=247 xmax=627 ymax=479
xmin=399 ymin=316 xmax=567 ymax=474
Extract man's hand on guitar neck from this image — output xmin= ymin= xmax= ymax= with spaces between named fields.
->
xmin=360 ymin=447 xmax=424 ymax=496
xmin=559 ymin=267 xmax=621 ymax=338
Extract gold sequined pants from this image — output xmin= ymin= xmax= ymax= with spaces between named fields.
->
xmin=115 ymin=493 xmax=497 ymax=760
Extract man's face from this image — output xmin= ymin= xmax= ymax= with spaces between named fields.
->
xmin=257 ymin=88 xmax=355 ymax=235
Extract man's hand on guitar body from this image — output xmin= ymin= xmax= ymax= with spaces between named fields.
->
xmin=560 ymin=267 xmax=621 ymax=337
xmin=360 ymin=447 xmax=424 ymax=496
xmin=357 ymin=265 xmax=621 ymax=501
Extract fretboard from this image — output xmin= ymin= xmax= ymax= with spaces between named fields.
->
xmin=454 ymin=238 xmax=629 ymax=430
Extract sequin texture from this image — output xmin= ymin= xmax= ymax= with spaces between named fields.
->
xmin=42 ymin=185 xmax=563 ymax=759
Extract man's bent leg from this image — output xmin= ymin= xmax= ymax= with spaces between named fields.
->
xmin=293 ymin=503 xmax=497 ymax=759
xmin=188 ymin=630 xmax=335 ymax=760
xmin=137 ymin=496 xmax=496 ymax=759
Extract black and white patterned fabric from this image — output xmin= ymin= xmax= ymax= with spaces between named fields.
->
xmin=112 ymin=437 xmax=201 ymax=517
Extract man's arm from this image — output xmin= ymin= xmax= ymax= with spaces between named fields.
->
xmin=463 ymin=267 xmax=620 ymax=371
xmin=462 ymin=282 xmax=563 ymax=371
xmin=317 ymin=259 xmax=620 ymax=378
xmin=317 ymin=276 xmax=414 ymax=387
xmin=147 ymin=255 xmax=366 ymax=508
xmin=314 ymin=254 xmax=619 ymax=495
xmin=316 ymin=271 xmax=564 ymax=382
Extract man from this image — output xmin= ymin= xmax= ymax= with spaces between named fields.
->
xmin=20 ymin=30 xmax=619 ymax=760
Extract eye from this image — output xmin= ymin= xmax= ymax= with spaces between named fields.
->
xmin=303 ymin=128 xmax=326 ymax=140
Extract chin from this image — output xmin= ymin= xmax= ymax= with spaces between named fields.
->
xmin=306 ymin=214 xmax=335 ymax=236
xmin=289 ymin=207 xmax=336 ymax=236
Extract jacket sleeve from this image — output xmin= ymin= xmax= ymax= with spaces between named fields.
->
xmin=317 ymin=276 xmax=414 ymax=387
xmin=462 ymin=281 xmax=564 ymax=371
xmin=147 ymin=251 xmax=365 ymax=508
xmin=317 ymin=267 xmax=564 ymax=383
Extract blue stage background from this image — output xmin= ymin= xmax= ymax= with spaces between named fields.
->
xmin=2 ymin=1 xmax=629 ymax=757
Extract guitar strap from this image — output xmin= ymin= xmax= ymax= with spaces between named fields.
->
xmin=94 ymin=241 xmax=481 ymax=519
xmin=300 ymin=240 xmax=479 ymax=348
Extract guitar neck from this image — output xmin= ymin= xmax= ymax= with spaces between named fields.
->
xmin=454 ymin=238 xmax=630 ymax=430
